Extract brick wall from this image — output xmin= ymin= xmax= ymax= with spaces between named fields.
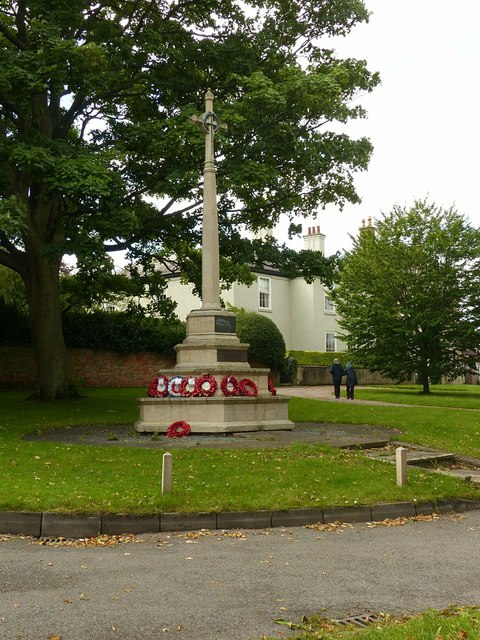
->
xmin=0 ymin=346 xmax=175 ymax=389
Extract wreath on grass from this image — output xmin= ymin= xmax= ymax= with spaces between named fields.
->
xmin=268 ymin=377 xmax=277 ymax=396
xmin=239 ymin=378 xmax=258 ymax=397
xmin=147 ymin=375 xmax=169 ymax=398
xmin=168 ymin=375 xmax=184 ymax=397
xmin=194 ymin=373 xmax=217 ymax=397
xmin=166 ymin=421 xmax=191 ymax=438
xmin=221 ymin=375 xmax=240 ymax=396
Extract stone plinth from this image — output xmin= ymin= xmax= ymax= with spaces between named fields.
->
xmin=175 ymin=308 xmax=250 ymax=369
xmin=135 ymin=393 xmax=292 ymax=433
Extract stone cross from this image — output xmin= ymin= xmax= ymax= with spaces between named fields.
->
xmin=191 ymin=89 xmax=228 ymax=311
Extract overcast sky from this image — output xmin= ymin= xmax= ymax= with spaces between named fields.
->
xmin=283 ymin=0 xmax=480 ymax=255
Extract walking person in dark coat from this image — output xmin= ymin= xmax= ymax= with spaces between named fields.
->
xmin=345 ymin=361 xmax=358 ymax=400
xmin=328 ymin=358 xmax=344 ymax=399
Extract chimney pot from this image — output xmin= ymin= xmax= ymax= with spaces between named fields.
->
xmin=317 ymin=225 xmax=320 ymax=234
xmin=361 ymin=219 xmax=365 ymax=228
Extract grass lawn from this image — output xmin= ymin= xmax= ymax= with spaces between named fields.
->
xmin=262 ymin=607 xmax=480 ymax=640
xmin=356 ymin=383 xmax=480 ymax=409
xmin=0 ymin=386 xmax=479 ymax=514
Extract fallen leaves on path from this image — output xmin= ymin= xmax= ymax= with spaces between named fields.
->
xmin=31 ymin=534 xmax=143 ymax=547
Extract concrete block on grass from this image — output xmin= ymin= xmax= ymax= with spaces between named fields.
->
xmin=160 ymin=512 xmax=217 ymax=532
xmin=323 ymin=505 xmax=372 ymax=524
xmin=0 ymin=511 xmax=42 ymax=537
xmin=102 ymin=514 xmax=160 ymax=535
xmin=42 ymin=512 xmax=101 ymax=538
xmin=371 ymin=502 xmax=416 ymax=521
xmin=217 ymin=511 xmax=272 ymax=530
xmin=271 ymin=508 xmax=324 ymax=528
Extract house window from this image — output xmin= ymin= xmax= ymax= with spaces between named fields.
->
xmin=258 ymin=276 xmax=271 ymax=310
xmin=325 ymin=332 xmax=336 ymax=352
xmin=324 ymin=295 xmax=335 ymax=312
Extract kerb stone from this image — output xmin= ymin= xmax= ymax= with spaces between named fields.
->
xmin=217 ymin=511 xmax=272 ymax=530
xmin=0 ymin=511 xmax=42 ymax=537
xmin=102 ymin=514 xmax=160 ymax=535
xmin=42 ymin=512 xmax=101 ymax=538
xmin=271 ymin=508 xmax=324 ymax=528
xmin=160 ymin=512 xmax=217 ymax=532
xmin=323 ymin=505 xmax=372 ymax=524
xmin=371 ymin=502 xmax=416 ymax=521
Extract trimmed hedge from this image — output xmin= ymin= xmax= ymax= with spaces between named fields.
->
xmin=62 ymin=311 xmax=186 ymax=355
xmin=288 ymin=350 xmax=360 ymax=367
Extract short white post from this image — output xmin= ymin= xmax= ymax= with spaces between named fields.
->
xmin=162 ymin=452 xmax=173 ymax=495
xmin=396 ymin=447 xmax=408 ymax=486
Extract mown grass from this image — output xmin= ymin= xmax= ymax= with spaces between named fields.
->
xmin=263 ymin=607 xmax=480 ymax=640
xmin=356 ymin=383 xmax=480 ymax=409
xmin=0 ymin=387 xmax=479 ymax=514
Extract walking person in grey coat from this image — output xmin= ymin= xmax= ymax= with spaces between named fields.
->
xmin=345 ymin=361 xmax=358 ymax=399
xmin=328 ymin=358 xmax=345 ymax=399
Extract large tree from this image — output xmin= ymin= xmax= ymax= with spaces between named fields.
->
xmin=334 ymin=201 xmax=480 ymax=393
xmin=0 ymin=0 xmax=379 ymax=399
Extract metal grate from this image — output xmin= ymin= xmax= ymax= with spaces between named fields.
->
xmin=332 ymin=613 xmax=381 ymax=628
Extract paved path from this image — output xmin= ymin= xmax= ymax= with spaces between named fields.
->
xmin=2 ymin=511 xmax=480 ymax=640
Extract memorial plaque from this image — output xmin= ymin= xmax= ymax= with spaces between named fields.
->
xmin=217 ymin=349 xmax=248 ymax=362
xmin=215 ymin=315 xmax=236 ymax=334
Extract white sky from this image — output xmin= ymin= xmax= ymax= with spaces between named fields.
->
xmin=282 ymin=0 xmax=480 ymax=255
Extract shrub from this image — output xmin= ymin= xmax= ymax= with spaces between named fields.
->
xmin=0 ymin=299 xmax=31 ymax=345
xmin=62 ymin=311 xmax=186 ymax=355
xmin=288 ymin=350 xmax=360 ymax=367
xmin=236 ymin=311 xmax=286 ymax=372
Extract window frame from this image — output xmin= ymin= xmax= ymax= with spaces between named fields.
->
xmin=325 ymin=332 xmax=336 ymax=352
xmin=258 ymin=276 xmax=272 ymax=310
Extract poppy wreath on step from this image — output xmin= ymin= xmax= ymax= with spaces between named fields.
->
xmin=166 ymin=421 xmax=191 ymax=438
xmin=239 ymin=378 xmax=258 ymax=397
xmin=180 ymin=376 xmax=197 ymax=397
xmin=148 ymin=375 xmax=169 ymax=398
xmin=194 ymin=373 xmax=217 ymax=397
xmin=168 ymin=375 xmax=184 ymax=397
xmin=221 ymin=375 xmax=240 ymax=397
xmin=268 ymin=377 xmax=277 ymax=396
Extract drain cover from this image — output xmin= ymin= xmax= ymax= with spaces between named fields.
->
xmin=332 ymin=613 xmax=381 ymax=628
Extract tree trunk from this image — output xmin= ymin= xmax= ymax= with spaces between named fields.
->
xmin=25 ymin=251 xmax=69 ymax=400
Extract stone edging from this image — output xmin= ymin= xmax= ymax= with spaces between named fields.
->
xmin=1 ymin=499 xmax=479 ymax=539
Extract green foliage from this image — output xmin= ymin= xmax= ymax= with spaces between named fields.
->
xmin=288 ymin=350 xmax=356 ymax=366
xmin=0 ymin=1 xmax=379 ymax=398
xmin=0 ymin=298 xmax=31 ymax=345
xmin=334 ymin=200 xmax=480 ymax=393
xmin=236 ymin=310 xmax=286 ymax=371
xmin=62 ymin=311 xmax=185 ymax=354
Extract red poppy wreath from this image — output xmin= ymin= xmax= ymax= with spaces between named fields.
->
xmin=194 ymin=373 xmax=217 ymax=397
xmin=147 ymin=375 xmax=169 ymax=398
xmin=221 ymin=375 xmax=240 ymax=396
xmin=166 ymin=421 xmax=191 ymax=438
xmin=239 ymin=378 xmax=258 ymax=397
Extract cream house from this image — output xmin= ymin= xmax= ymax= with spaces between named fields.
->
xmin=164 ymin=226 xmax=346 ymax=353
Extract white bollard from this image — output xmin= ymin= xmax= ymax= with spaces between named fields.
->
xmin=162 ymin=452 xmax=173 ymax=495
xmin=396 ymin=447 xmax=408 ymax=486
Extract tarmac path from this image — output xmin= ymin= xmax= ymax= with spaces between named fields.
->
xmin=2 ymin=511 xmax=480 ymax=640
